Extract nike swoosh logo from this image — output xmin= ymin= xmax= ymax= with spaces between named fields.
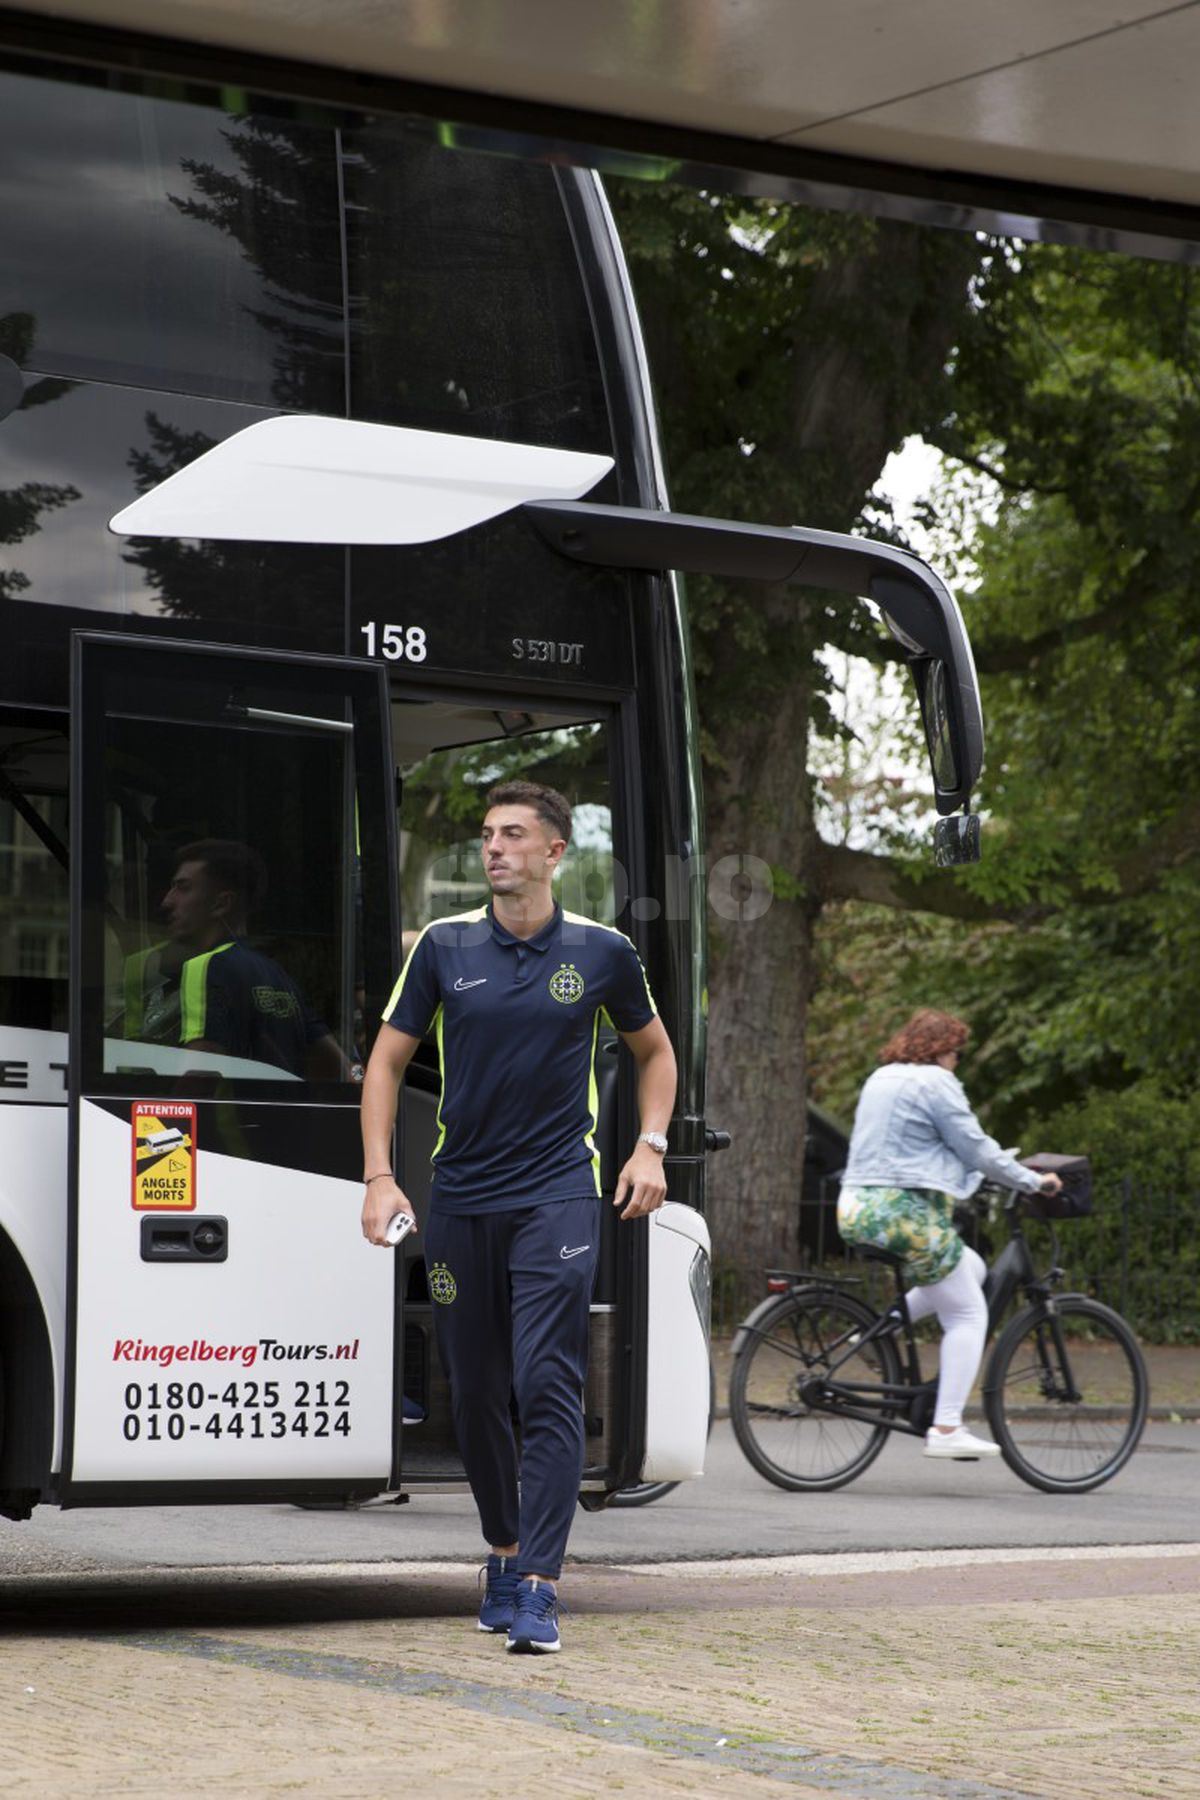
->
xmin=560 ymin=1244 xmax=591 ymax=1260
xmin=453 ymin=977 xmax=487 ymax=991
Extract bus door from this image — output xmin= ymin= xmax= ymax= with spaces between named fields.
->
xmin=62 ymin=635 xmax=401 ymax=1502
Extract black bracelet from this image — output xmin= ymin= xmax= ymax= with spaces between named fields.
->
xmin=364 ymin=1172 xmax=394 ymax=1185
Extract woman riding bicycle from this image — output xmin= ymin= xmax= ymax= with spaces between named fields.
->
xmin=838 ymin=1009 xmax=1062 ymax=1461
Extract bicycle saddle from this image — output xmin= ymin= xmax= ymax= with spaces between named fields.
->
xmin=854 ymin=1245 xmax=908 ymax=1270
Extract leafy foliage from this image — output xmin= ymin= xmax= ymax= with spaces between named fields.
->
xmin=894 ymin=247 xmax=1200 ymax=1130
xmin=613 ymin=189 xmax=1200 ymax=1322
xmin=610 ymin=188 xmax=980 ymax=741
xmin=939 ymin=247 xmax=1200 ymax=877
xmin=1026 ymin=1084 xmax=1200 ymax=1343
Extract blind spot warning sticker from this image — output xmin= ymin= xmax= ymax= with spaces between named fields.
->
xmin=132 ymin=1102 xmax=197 ymax=1211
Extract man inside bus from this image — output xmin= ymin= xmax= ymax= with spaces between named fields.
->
xmin=360 ymin=779 xmax=677 ymax=1655
xmin=123 ymin=838 xmax=346 ymax=1080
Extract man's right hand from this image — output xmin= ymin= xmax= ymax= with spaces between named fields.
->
xmin=1039 ymin=1173 xmax=1064 ymax=1196
xmin=362 ymin=1175 xmax=416 ymax=1246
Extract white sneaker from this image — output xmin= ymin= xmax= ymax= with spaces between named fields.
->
xmin=923 ymin=1426 xmax=1002 ymax=1460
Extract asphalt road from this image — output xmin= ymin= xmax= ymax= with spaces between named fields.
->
xmin=0 ymin=1418 xmax=1194 ymax=1577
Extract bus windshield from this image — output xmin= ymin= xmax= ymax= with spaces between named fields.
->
xmin=0 ymin=65 xmax=618 ymax=699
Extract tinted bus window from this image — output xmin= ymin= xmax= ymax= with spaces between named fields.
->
xmin=95 ymin=676 xmax=361 ymax=1089
xmin=398 ymin=719 xmax=614 ymax=933
xmin=345 ymin=133 xmax=613 ymax=454
xmin=0 ymin=67 xmax=613 ymax=448
xmin=0 ymin=380 xmax=343 ymax=654
xmin=0 ymin=723 xmax=69 ymax=1046
xmin=0 ymin=72 xmax=344 ymax=409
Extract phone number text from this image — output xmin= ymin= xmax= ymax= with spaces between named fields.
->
xmin=120 ymin=1378 xmax=351 ymax=1442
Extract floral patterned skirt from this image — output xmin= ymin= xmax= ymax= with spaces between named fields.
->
xmin=836 ymin=1185 xmax=964 ymax=1286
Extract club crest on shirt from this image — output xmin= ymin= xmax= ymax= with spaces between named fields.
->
xmin=252 ymin=985 xmax=301 ymax=1020
xmin=429 ymin=1262 xmax=458 ymax=1305
xmin=548 ymin=962 xmax=585 ymax=1005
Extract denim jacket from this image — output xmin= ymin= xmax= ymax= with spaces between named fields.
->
xmin=840 ymin=1062 xmax=1043 ymax=1202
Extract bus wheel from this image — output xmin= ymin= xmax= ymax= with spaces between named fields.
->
xmin=608 ymin=1479 xmax=680 ymax=1507
xmin=576 ymin=1489 xmax=617 ymax=1512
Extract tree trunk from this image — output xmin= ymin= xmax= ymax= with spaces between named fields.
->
xmin=701 ymin=222 xmax=984 ymax=1296
xmin=704 ymin=627 xmax=819 ymax=1295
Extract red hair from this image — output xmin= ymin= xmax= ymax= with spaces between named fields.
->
xmin=878 ymin=1008 xmax=969 ymax=1066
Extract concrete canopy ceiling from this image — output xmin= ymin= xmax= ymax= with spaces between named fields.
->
xmin=8 ymin=1 xmax=1200 ymax=253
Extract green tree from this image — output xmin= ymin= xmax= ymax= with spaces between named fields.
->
xmin=610 ymin=187 xmax=986 ymax=1280
xmin=927 ymin=250 xmax=1200 ymax=1115
xmin=611 ymin=195 xmax=1200 ymax=1291
xmin=861 ymin=246 xmax=1200 ymax=1142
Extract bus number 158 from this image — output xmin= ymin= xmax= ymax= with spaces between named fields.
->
xmin=360 ymin=623 xmax=428 ymax=662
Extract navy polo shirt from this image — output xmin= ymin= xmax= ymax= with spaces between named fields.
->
xmin=382 ymin=903 xmax=657 ymax=1213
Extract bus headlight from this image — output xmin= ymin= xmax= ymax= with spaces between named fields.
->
xmin=688 ymin=1244 xmax=712 ymax=1348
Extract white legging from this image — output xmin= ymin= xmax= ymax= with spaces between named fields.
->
xmin=903 ymin=1245 xmax=988 ymax=1428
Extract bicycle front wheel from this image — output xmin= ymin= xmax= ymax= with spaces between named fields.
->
xmin=983 ymin=1295 xmax=1149 ymax=1493
xmin=729 ymin=1288 xmax=901 ymax=1492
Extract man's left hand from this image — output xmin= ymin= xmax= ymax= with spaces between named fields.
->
xmin=613 ymin=1144 xmax=667 ymax=1220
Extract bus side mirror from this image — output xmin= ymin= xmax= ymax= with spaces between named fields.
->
xmin=932 ymin=814 xmax=981 ymax=866
xmin=872 ymin=574 xmax=982 ymax=818
xmin=908 ymin=657 xmax=959 ymax=797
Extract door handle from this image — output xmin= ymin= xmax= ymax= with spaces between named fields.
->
xmin=140 ymin=1216 xmax=227 ymax=1263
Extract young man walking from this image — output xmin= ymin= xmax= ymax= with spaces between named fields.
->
xmin=360 ymin=780 xmax=677 ymax=1654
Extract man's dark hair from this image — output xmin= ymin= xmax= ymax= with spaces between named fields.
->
xmin=485 ymin=780 xmax=572 ymax=844
xmin=175 ymin=839 xmax=268 ymax=913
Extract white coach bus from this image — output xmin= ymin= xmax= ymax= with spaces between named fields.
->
xmin=0 ymin=46 xmax=982 ymax=1519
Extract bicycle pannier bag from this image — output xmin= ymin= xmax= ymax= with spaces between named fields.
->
xmin=1021 ymin=1152 xmax=1093 ymax=1218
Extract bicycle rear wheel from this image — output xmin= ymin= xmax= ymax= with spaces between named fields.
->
xmin=983 ymin=1295 xmax=1148 ymax=1493
xmin=729 ymin=1288 xmax=901 ymax=1491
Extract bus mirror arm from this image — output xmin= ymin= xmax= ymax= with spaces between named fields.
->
xmin=523 ymin=500 xmax=984 ymax=819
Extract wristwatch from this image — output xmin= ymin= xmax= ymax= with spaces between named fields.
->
xmin=638 ymin=1131 xmax=668 ymax=1154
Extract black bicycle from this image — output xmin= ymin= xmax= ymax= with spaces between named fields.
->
xmin=728 ymin=1179 xmax=1149 ymax=1494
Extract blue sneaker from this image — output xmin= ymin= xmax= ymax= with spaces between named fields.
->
xmin=505 ymin=1578 xmax=561 ymax=1654
xmin=477 ymin=1554 xmax=520 ymax=1634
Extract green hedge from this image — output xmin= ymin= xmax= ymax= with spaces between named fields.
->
xmin=1027 ymin=1084 xmax=1200 ymax=1343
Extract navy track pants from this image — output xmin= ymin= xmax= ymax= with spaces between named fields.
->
xmin=423 ymin=1195 xmax=600 ymax=1580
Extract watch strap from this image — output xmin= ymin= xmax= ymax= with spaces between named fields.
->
xmin=638 ymin=1131 xmax=668 ymax=1153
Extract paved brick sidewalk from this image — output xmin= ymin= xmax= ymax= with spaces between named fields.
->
xmin=1 ymin=1546 xmax=1196 ymax=1798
